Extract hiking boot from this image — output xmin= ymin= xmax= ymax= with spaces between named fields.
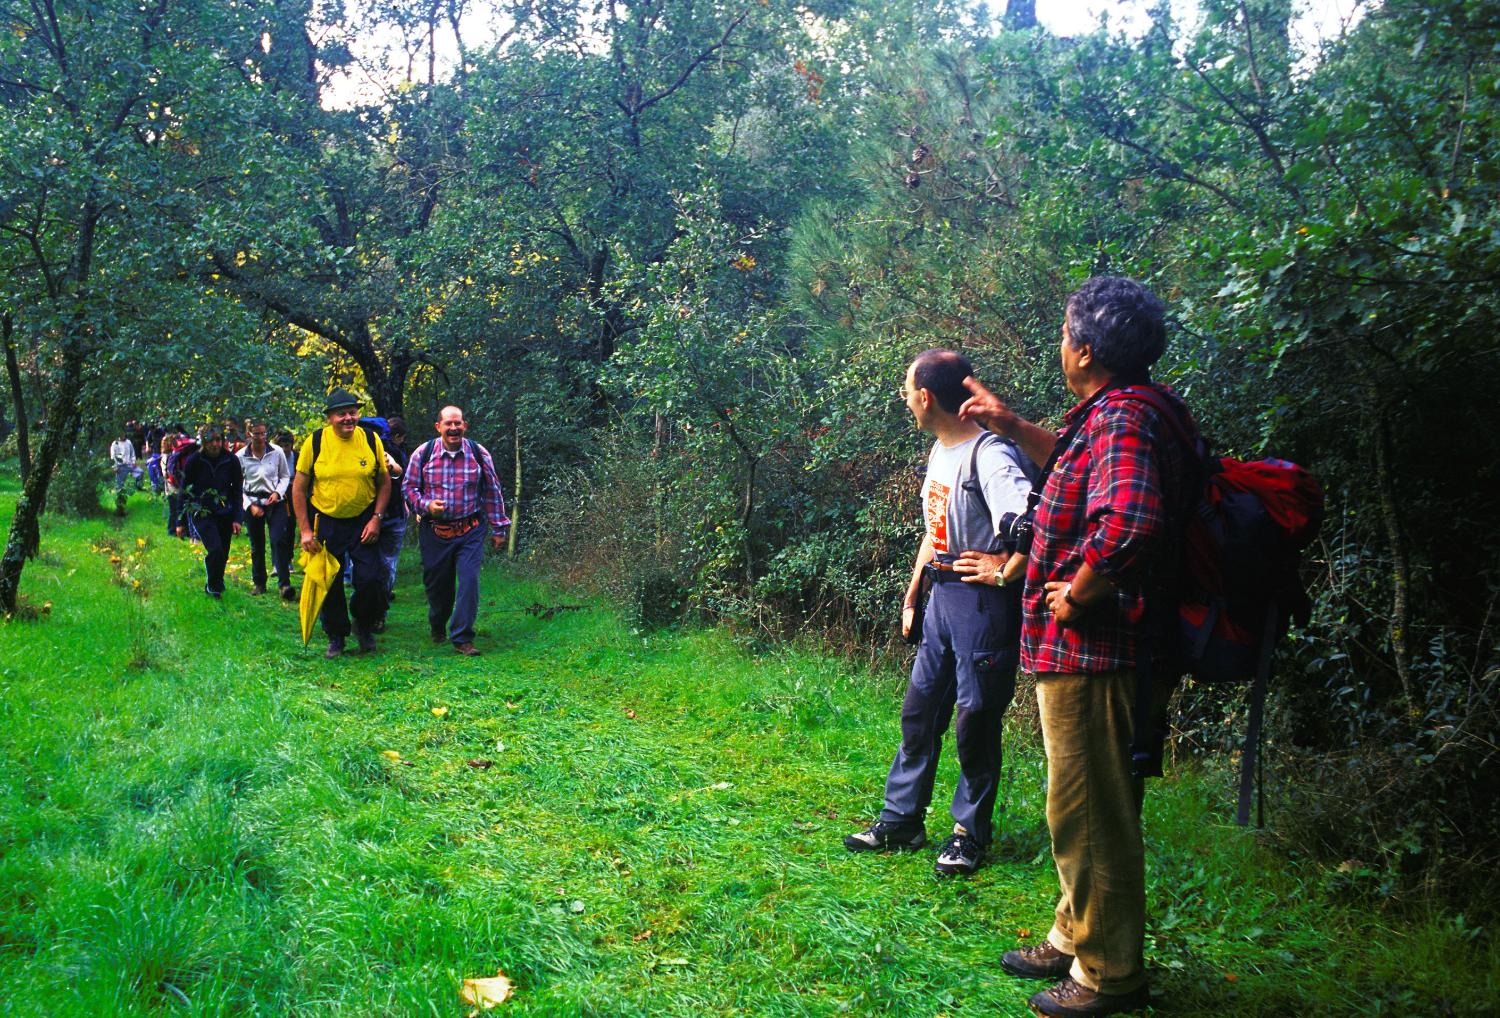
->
xmin=325 ymin=639 xmax=345 ymax=659
xmin=934 ymin=831 xmax=984 ymax=876
xmin=280 ymin=585 xmax=296 ymax=601
xmin=1002 ymin=940 xmax=1075 ymax=979
xmin=1029 ymin=978 xmax=1149 ymax=1017
xmin=843 ymin=820 xmax=927 ymax=853
xmin=250 ymin=584 xmax=266 ymax=596
xmin=454 ymin=642 xmax=481 ymax=657
xmin=431 ymin=627 xmax=447 ymax=644
xmin=354 ymin=625 xmax=376 ymax=654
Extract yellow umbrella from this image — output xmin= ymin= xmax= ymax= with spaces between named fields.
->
xmin=298 ymin=543 xmax=342 ymax=646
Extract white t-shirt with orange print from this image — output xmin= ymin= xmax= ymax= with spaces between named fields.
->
xmin=920 ymin=432 xmax=1033 ymax=560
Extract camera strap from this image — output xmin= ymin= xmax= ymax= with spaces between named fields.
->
xmin=1022 ymin=382 xmax=1124 ymax=515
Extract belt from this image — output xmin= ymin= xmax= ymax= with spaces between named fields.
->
xmin=925 ymin=562 xmax=965 ymax=584
xmin=428 ymin=514 xmax=480 ymax=540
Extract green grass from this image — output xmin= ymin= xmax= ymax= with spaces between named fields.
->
xmin=1 ymin=476 xmax=1496 ymax=1016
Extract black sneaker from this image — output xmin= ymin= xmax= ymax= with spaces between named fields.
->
xmin=325 ymin=639 xmax=345 ymax=659
xmin=353 ymin=625 xmax=376 ymax=654
xmin=843 ymin=820 xmax=927 ymax=853
xmin=934 ymin=832 xmax=984 ymax=876
xmin=280 ymin=585 xmax=297 ymax=601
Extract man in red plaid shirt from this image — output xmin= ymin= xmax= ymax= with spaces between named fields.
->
xmin=960 ymin=277 xmax=1198 ymax=1017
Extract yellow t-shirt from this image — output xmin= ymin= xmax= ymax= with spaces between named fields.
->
xmin=296 ymin=426 xmax=386 ymax=519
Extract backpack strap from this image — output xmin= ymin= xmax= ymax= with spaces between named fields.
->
xmin=307 ymin=425 xmax=378 ymax=485
xmin=961 ymin=430 xmax=998 ymax=526
xmin=1023 ymin=382 xmax=1123 ymax=515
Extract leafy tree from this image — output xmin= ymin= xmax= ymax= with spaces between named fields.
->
xmin=0 ymin=0 xmax=282 ymax=610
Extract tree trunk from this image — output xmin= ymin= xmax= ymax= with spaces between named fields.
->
xmin=1004 ymin=0 xmax=1037 ymax=30
xmin=1365 ymin=380 xmax=1415 ymax=706
xmin=0 ymin=343 xmax=84 ymax=612
xmin=3 ymin=313 xmax=30 ymax=483
xmin=507 ymin=423 xmax=520 ymax=557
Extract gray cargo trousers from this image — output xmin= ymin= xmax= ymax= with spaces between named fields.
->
xmin=879 ymin=569 xmax=1020 ymax=845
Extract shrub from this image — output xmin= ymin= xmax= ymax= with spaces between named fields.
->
xmin=49 ymin=451 xmax=108 ymax=518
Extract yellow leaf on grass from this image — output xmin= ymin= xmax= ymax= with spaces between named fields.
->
xmin=381 ymin=750 xmax=403 ymax=763
xmin=459 ymin=971 xmax=514 ymax=1009
xmin=432 ymin=706 xmax=449 ymax=717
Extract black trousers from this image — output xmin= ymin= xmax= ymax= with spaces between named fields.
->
xmin=315 ymin=510 xmax=384 ymax=641
xmin=246 ymin=505 xmax=291 ymax=589
xmin=190 ymin=513 xmax=235 ymax=594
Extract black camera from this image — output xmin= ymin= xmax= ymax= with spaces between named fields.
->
xmin=997 ymin=511 xmax=1035 ymax=556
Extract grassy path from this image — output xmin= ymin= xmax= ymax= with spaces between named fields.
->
xmin=1 ymin=483 xmax=1496 ymax=1016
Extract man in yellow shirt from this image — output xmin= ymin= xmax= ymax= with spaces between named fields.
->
xmin=292 ymin=389 xmax=392 ymax=657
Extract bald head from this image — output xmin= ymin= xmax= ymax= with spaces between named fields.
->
xmin=436 ymin=406 xmax=468 ymax=449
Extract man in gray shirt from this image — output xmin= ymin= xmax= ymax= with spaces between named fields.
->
xmin=238 ymin=419 xmax=293 ymax=598
xmin=844 ymin=348 xmax=1035 ymax=875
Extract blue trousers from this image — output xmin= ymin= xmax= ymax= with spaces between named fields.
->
xmin=879 ymin=574 xmax=1020 ymax=845
xmin=419 ymin=520 xmax=487 ymax=645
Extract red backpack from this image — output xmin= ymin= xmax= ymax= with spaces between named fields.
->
xmin=1116 ymin=387 xmax=1324 ymax=824
xmin=164 ymin=437 xmax=199 ymax=489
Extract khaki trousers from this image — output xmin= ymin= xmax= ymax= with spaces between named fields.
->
xmin=1037 ymin=669 xmax=1151 ymax=995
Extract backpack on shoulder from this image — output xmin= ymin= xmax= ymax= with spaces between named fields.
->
xmin=306 ymin=424 xmax=379 ymax=483
xmin=164 ymin=437 xmax=199 ymax=490
xmin=1114 ymin=386 xmax=1324 ymax=826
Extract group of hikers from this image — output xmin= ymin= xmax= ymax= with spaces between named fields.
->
xmin=110 ymin=275 xmax=1220 ymax=1016
xmin=115 ymin=393 xmax=510 ymax=659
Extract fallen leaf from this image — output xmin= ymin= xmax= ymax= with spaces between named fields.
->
xmin=381 ymin=750 xmax=404 ymax=763
xmin=459 ymin=971 xmax=514 ymax=1009
xmin=1017 ymin=928 xmax=1033 ymax=939
xmin=1224 ymin=972 xmax=1239 ymax=983
xmin=569 ymin=900 xmax=585 ymax=913
xmin=711 ymin=781 xmax=732 ymax=790
xmin=505 ymin=701 xmax=519 ymax=710
xmin=632 ymin=929 xmax=653 ymax=942
xmin=624 ymin=708 xmax=637 ymax=719
xmin=431 ymin=706 xmax=449 ymax=717
xmin=468 ymin=759 xmax=494 ymax=769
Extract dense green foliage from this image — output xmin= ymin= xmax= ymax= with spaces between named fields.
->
xmin=3 ymin=0 xmax=1497 ymax=907
xmin=3 ymin=489 xmax=1498 ymax=1015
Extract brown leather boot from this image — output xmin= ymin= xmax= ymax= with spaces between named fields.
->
xmin=453 ymin=642 xmax=481 ymax=657
xmin=1029 ymin=978 xmax=1149 ymax=1017
xmin=1001 ymin=940 xmax=1075 ymax=979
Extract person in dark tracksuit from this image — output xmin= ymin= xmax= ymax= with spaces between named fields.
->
xmin=182 ymin=427 xmax=243 ymax=599
xmin=844 ymin=349 xmax=1035 ymax=876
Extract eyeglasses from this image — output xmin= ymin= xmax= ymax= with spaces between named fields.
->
xmin=898 ymin=386 xmax=913 ymax=400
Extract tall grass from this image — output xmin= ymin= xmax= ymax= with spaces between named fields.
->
xmin=1 ymin=477 xmax=1496 ymax=1016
